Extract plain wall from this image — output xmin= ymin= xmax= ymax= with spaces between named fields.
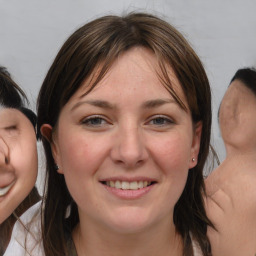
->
xmin=1 ymin=0 xmax=256 ymax=188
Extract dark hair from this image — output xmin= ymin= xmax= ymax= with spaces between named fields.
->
xmin=230 ymin=67 xmax=256 ymax=96
xmin=218 ymin=67 xmax=256 ymax=122
xmin=0 ymin=67 xmax=37 ymax=129
xmin=0 ymin=67 xmax=40 ymax=254
xmin=37 ymin=12 xmax=213 ymax=256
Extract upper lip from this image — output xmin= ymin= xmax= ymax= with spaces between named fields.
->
xmin=99 ymin=176 xmax=157 ymax=182
xmin=0 ymin=168 xmax=16 ymax=188
xmin=0 ymin=173 xmax=16 ymax=188
xmin=0 ymin=180 xmax=15 ymax=196
xmin=0 ymin=179 xmax=16 ymax=189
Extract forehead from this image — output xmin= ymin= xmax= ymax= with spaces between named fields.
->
xmin=223 ymin=80 xmax=256 ymax=104
xmin=69 ymin=47 xmax=187 ymax=107
xmin=0 ymin=107 xmax=30 ymax=127
xmin=220 ymin=79 xmax=256 ymax=118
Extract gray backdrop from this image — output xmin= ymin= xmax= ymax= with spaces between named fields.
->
xmin=1 ymin=0 xmax=256 ymax=188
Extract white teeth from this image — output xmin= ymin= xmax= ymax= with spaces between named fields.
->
xmin=138 ymin=181 xmax=143 ymax=189
xmin=115 ymin=181 xmax=122 ymax=189
xmin=0 ymin=181 xmax=15 ymax=196
xmin=129 ymin=181 xmax=138 ymax=190
xmin=122 ymin=181 xmax=129 ymax=190
xmin=105 ymin=180 xmax=152 ymax=190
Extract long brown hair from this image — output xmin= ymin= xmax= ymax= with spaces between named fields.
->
xmin=0 ymin=67 xmax=41 ymax=255
xmin=37 ymin=12 xmax=213 ymax=256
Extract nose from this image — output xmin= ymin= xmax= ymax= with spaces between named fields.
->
xmin=110 ymin=125 xmax=148 ymax=168
xmin=0 ymin=137 xmax=9 ymax=166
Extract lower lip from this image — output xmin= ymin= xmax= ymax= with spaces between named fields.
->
xmin=102 ymin=183 xmax=155 ymax=200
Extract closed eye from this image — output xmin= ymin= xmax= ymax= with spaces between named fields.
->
xmin=5 ymin=125 xmax=17 ymax=130
xmin=2 ymin=125 xmax=18 ymax=137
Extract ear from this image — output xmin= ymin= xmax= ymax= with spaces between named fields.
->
xmin=189 ymin=121 xmax=202 ymax=169
xmin=40 ymin=124 xmax=63 ymax=174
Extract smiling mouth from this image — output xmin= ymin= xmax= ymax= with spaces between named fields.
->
xmin=101 ymin=180 xmax=156 ymax=190
xmin=0 ymin=181 xmax=15 ymax=197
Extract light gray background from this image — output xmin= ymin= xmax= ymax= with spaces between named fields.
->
xmin=1 ymin=0 xmax=256 ymax=188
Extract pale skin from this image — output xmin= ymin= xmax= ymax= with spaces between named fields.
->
xmin=205 ymin=80 xmax=256 ymax=256
xmin=41 ymin=47 xmax=202 ymax=256
xmin=0 ymin=108 xmax=38 ymax=224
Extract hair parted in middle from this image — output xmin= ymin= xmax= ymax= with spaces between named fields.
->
xmin=37 ymin=12 xmax=213 ymax=256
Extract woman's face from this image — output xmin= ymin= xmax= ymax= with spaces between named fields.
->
xmin=44 ymin=47 xmax=201 ymax=234
xmin=0 ymin=108 xmax=38 ymax=224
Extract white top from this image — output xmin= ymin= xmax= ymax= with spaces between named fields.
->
xmin=4 ymin=202 xmax=203 ymax=256
xmin=4 ymin=201 xmax=44 ymax=256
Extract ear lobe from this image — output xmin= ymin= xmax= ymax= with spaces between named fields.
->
xmin=40 ymin=124 xmax=63 ymax=174
xmin=189 ymin=121 xmax=202 ymax=169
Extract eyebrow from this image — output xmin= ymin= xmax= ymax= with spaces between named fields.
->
xmin=141 ymin=98 xmax=177 ymax=108
xmin=71 ymin=100 xmax=116 ymax=111
xmin=71 ymin=98 xmax=177 ymax=111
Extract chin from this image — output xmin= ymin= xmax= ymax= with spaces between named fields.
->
xmin=104 ymin=208 xmax=157 ymax=234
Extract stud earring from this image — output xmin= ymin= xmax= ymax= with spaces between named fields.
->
xmin=55 ymin=164 xmax=59 ymax=170
xmin=192 ymin=158 xmax=195 ymax=162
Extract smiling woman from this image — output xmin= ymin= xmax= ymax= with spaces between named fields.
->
xmin=45 ymin=48 xmax=201 ymax=240
xmin=0 ymin=67 xmax=40 ymax=254
xmin=5 ymin=12 xmax=213 ymax=256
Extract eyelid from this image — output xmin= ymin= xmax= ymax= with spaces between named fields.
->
xmin=0 ymin=125 xmax=19 ymax=138
xmin=4 ymin=125 xmax=17 ymax=130
xmin=80 ymin=114 xmax=112 ymax=127
xmin=146 ymin=114 xmax=175 ymax=125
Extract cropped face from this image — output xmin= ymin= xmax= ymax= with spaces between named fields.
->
xmin=0 ymin=108 xmax=38 ymax=224
xmin=219 ymin=79 xmax=256 ymax=149
xmin=42 ymin=47 xmax=201 ymax=234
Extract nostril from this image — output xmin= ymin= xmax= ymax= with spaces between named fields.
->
xmin=5 ymin=156 xmax=8 ymax=164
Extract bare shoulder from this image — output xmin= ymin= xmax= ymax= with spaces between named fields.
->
xmin=205 ymin=158 xmax=256 ymax=256
xmin=206 ymin=158 xmax=256 ymax=208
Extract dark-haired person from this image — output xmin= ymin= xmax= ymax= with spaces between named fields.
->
xmin=5 ymin=13 xmax=214 ymax=256
xmin=205 ymin=67 xmax=256 ymax=256
xmin=0 ymin=67 xmax=40 ymax=255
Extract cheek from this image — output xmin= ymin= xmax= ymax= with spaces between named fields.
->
xmin=57 ymin=135 xmax=102 ymax=209
xmin=0 ymin=138 xmax=38 ymax=223
xmin=57 ymin=131 xmax=111 ymax=181
xmin=12 ymin=137 xmax=38 ymax=181
xmin=149 ymin=133 xmax=192 ymax=203
xmin=151 ymin=134 xmax=192 ymax=173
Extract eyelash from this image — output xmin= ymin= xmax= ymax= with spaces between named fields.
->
xmin=3 ymin=125 xmax=18 ymax=137
xmin=147 ymin=115 xmax=174 ymax=126
xmin=80 ymin=115 xmax=174 ymax=129
xmin=5 ymin=125 xmax=17 ymax=130
xmin=81 ymin=115 xmax=109 ymax=127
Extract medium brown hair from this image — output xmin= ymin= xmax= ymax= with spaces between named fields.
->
xmin=37 ymin=12 xmax=213 ymax=256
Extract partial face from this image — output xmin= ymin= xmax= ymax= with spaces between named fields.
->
xmin=219 ymin=79 xmax=256 ymax=148
xmin=0 ymin=108 xmax=38 ymax=224
xmin=44 ymin=47 xmax=201 ymax=234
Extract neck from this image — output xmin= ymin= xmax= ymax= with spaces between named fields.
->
xmin=225 ymin=144 xmax=256 ymax=159
xmin=72 ymin=217 xmax=183 ymax=256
